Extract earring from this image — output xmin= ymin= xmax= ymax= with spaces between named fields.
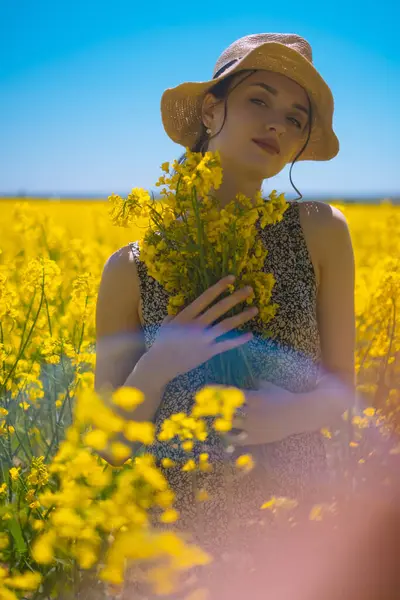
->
xmin=206 ymin=128 xmax=212 ymax=134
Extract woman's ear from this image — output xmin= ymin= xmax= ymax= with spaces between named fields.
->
xmin=201 ymin=92 xmax=219 ymax=131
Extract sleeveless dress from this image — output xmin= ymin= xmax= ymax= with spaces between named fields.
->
xmin=120 ymin=200 xmax=329 ymax=599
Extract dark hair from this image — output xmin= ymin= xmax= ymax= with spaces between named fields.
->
xmin=174 ymin=69 xmax=313 ymax=201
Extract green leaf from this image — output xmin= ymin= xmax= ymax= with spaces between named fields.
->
xmin=8 ymin=517 xmax=27 ymax=553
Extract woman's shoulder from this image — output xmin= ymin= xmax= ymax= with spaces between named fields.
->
xmin=296 ymin=200 xmax=352 ymax=279
xmin=295 ymin=200 xmax=348 ymax=228
xmin=103 ymin=243 xmax=137 ymax=269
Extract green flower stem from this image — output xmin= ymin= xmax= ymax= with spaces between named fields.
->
xmin=1 ymin=272 xmax=45 ymax=394
xmin=44 ymin=391 xmax=71 ymax=462
xmin=16 ymin=289 xmax=37 ymax=357
xmin=16 ymin=484 xmax=31 ymax=553
xmin=12 ymin=428 xmax=32 ymax=462
xmin=23 ymin=410 xmax=35 ymax=457
xmin=0 ymin=438 xmax=13 ymax=488
xmin=191 ymin=186 xmax=209 ymax=289
xmin=43 ymin=293 xmax=53 ymax=338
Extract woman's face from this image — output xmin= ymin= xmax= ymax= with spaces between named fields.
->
xmin=201 ymin=70 xmax=311 ymax=180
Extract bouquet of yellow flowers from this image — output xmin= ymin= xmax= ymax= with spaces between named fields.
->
xmin=108 ymin=149 xmax=288 ymax=391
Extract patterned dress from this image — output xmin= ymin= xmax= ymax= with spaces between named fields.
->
xmin=120 ymin=200 xmax=329 ymax=599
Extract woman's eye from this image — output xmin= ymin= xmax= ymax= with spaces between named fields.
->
xmin=250 ymin=98 xmax=266 ymax=106
xmin=289 ymin=117 xmax=302 ymax=129
xmin=251 ymin=99 xmax=303 ymax=129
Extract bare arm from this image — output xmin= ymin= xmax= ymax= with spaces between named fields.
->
xmin=94 ymin=244 xmax=146 ymax=394
xmin=316 ymin=204 xmax=356 ymax=393
xmin=94 ymin=244 xmax=167 ymax=466
xmin=229 ymin=375 xmax=354 ymax=446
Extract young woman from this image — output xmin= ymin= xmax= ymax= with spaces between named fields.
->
xmin=95 ymin=32 xmax=356 ymax=599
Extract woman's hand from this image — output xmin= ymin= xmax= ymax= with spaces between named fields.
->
xmin=146 ymin=275 xmax=258 ymax=385
xmin=223 ymin=381 xmax=292 ymax=446
xmin=223 ymin=373 xmax=355 ymax=446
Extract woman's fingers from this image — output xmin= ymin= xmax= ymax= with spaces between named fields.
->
xmin=173 ymin=276 xmax=234 ymax=323
xmin=210 ymin=305 xmax=258 ymax=336
xmin=198 ymin=286 xmax=254 ymax=327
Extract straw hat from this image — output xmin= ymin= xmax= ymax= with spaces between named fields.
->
xmin=160 ymin=33 xmax=339 ymax=162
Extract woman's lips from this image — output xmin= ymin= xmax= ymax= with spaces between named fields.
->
xmin=253 ymin=140 xmax=279 ymax=155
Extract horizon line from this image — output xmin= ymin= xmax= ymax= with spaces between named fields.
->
xmin=1 ymin=192 xmax=399 ymax=200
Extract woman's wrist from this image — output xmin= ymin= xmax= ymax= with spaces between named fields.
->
xmin=134 ymin=347 xmax=174 ymax=389
xmin=113 ymin=351 xmax=169 ymax=422
xmin=126 ymin=348 xmax=174 ymax=390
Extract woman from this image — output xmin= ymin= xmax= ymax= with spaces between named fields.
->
xmin=95 ymin=32 xmax=356 ymax=599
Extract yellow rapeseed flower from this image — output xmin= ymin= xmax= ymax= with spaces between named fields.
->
xmin=352 ymin=415 xmax=370 ymax=428
xmin=182 ymin=440 xmax=194 ymax=452
xmin=135 ymin=456 xmax=168 ymax=491
xmin=159 ymin=508 xmax=179 ymax=523
xmin=112 ymin=386 xmax=144 ymax=411
xmin=213 ymin=418 xmax=231 ymax=432
xmin=0 ymin=533 xmax=9 ymax=550
xmin=9 ymin=467 xmax=20 ymax=481
xmin=161 ymin=458 xmax=176 ymax=468
xmin=32 ymin=531 xmax=57 ymax=564
xmin=196 ymin=489 xmax=210 ymax=502
xmin=73 ymin=543 xmax=98 ymax=569
xmin=52 ymin=507 xmax=85 ymax=537
xmin=83 ymin=429 xmax=109 ymax=451
xmin=99 ymin=564 xmax=124 ymax=585
xmin=3 ymin=571 xmax=42 ymax=590
xmin=109 ymin=441 xmax=131 ymax=464
xmin=261 ymin=496 xmax=298 ymax=511
xmin=320 ymin=427 xmax=332 ymax=439
xmin=182 ymin=459 xmax=196 ymax=472
xmin=155 ymin=489 xmax=175 ymax=509
xmin=124 ymin=421 xmax=155 ymax=445
xmin=2 ymin=513 xmax=12 ymax=521
xmin=27 ymin=456 xmax=49 ymax=487
xmin=235 ymin=454 xmax=254 ymax=472
xmin=309 ymin=504 xmax=323 ymax=521
xmin=309 ymin=502 xmax=337 ymax=521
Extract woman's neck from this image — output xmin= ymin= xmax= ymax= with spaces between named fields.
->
xmin=209 ymin=180 xmax=264 ymax=209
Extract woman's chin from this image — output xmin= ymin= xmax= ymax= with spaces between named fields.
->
xmin=243 ymin=153 xmax=284 ymax=179
xmin=218 ymin=151 xmax=284 ymax=181
xmin=265 ymin=165 xmax=284 ymax=178
xmin=248 ymin=163 xmax=283 ymax=180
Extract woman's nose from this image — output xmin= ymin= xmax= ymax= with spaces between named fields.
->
xmin=265 ymin=120 xmax=286 ymax=136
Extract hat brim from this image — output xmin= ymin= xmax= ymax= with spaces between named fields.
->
xmin=160 ymin=41 xmax=339 ymax=162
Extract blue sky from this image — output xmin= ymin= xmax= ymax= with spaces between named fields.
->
xmin=1 ymin=0 xmax=398 ymax=199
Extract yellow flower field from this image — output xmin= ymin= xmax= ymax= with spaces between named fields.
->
xmin=0 ymin=196 xmax=399 ymax=599
xmin=1 ymin=196 xmax=398 ymax=422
